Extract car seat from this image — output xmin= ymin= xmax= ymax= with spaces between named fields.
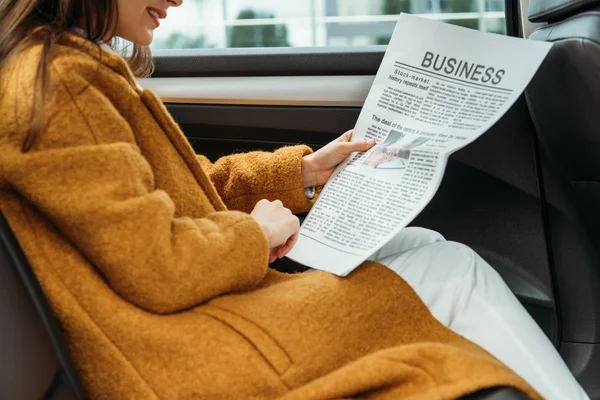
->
xmin=525 ymin=0 xmax=600 ymax=398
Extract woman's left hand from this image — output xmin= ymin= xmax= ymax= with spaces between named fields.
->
xmin=301 ymin=130 xmax=376 ymax=188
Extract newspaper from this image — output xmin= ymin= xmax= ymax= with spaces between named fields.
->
xmin=286 ymin=14 xmax=552 ymax=276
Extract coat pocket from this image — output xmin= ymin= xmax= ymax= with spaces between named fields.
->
xmin=201 ymin=305 xmax=293 ymax=376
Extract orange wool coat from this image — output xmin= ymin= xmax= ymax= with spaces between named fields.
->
xmin=0 ymin=34 xmax=539 ymax=400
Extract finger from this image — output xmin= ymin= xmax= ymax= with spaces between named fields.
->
xmin=338 ymin=139 xmax=376 ymax=154
xmin=276 ymin=232 xmax=299 ymax=258
xmin=269 ymin=247 xmax=281 ymax=263
xmin=276 ymin=229 xmax=298 ymax=258
xmin=335 ymin=130 xmax=354 ymax=143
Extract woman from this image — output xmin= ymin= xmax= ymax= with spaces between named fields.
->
xmin=0 ymin=0 xmax=588 ymax=399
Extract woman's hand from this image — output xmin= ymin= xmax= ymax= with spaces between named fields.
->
xmin=250 ymin=199 xmax=300 ymax=262
xmin=301 ymin=130 xmax=376 ymax=188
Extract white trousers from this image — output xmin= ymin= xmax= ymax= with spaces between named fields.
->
xmin=370 ymin=228 xmax=589 ymax=400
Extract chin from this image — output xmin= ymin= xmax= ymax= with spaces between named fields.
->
xmin=121 ymin=32 xmax=153 ymax=47
xmin=136 ymin=32 xmax=153 ymax=47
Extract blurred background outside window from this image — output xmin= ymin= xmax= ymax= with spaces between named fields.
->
xmin=151 ymin=0 xmax=506 ymax=50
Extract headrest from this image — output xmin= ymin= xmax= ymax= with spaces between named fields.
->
xmin=529 ymin=0 xmax=600 ymax=23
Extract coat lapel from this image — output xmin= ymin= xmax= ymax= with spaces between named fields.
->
xmin=139 ymin=89 xmax=227 ymax=212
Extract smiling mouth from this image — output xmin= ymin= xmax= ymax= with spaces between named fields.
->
xmin=147 ymin=8 xmax=162 ymax=27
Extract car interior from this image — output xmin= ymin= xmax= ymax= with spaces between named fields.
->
xmin=1 ymin=0 xmax=600 ymax=398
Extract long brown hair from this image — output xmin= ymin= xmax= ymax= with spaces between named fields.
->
xmin=0 ymin=0 xmax=153 ymax=152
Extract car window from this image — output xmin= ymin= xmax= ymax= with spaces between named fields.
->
xmin=151 ymin=0 xmax=506 ymax=50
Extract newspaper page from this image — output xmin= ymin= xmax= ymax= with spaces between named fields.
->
xmin=287 ymin=14 xmax=552 ymax=276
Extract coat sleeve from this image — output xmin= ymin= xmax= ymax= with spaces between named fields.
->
xmin=6 ymin=81 xmax=270 ymax=315
xmin=196 ymin=146 xmax=315 ymax=214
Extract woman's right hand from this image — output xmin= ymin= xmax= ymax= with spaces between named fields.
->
xmin=250 ymin=199 xmax=300 ymax=262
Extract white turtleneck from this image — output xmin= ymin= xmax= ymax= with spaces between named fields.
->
xmin=72 ymin=28 xmax=114 ymax=53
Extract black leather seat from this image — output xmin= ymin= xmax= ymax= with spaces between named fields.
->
xmin=525 ymin=0 xmax=600 ymax=398
xmin=0 ymin=211 xmax=532 ymax=399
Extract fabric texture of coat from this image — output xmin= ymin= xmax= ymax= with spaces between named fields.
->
xmin=0 ymin=34 xmax=540 ymax=399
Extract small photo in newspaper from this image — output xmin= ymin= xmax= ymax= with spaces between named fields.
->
xmin=363 ymin=130 xmax=431 ymax=170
